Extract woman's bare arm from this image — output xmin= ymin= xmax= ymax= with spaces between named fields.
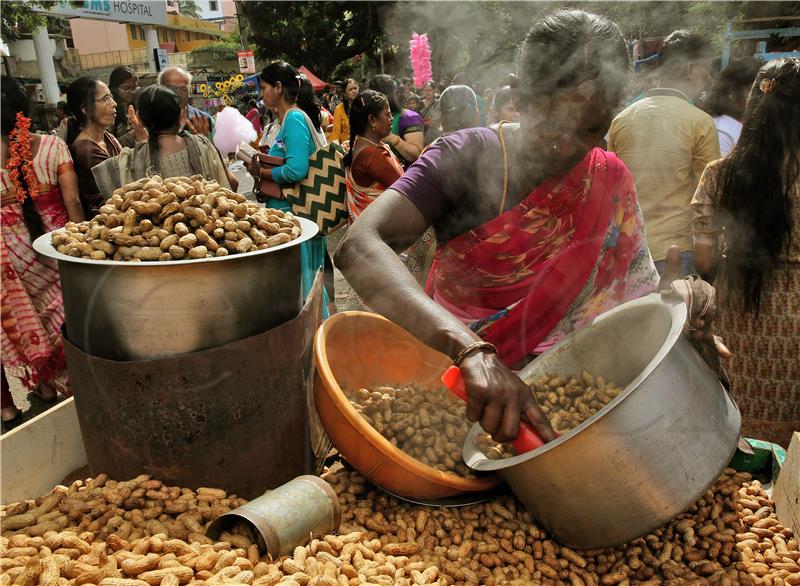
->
xmin=58 ymin=168 xmax=86 ymax=222
xmin=386 ymin=130 xmax=423 ymax=164
xmin=335 ymin=190 xmax=556 ymax=443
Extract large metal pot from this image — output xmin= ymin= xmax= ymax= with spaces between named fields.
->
xmin=462 ymin=293 xmax=741 ymax=549
xmin=33 ymin=218 xmax=318 ymax=361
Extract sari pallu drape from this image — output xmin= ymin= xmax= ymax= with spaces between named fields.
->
xmin=1 ymin=187 xmax=69 ymax=392
xmin=427 ymin=149 xmax=637 ymax=366
xmin=344 ymin=143 xmax=404 ymax=222
xmin=344 ymin=167 xmax=383 ymax=222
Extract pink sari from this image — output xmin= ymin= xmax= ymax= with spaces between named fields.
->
xmin=1 ymin=134 xmax=72 ymax=394
xmin=428 ymin=148 xmax=647 ymax=366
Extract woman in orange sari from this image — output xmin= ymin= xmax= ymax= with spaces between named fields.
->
xmin=344 ymin=90 xmax=404 ymax=222
xmin=336 ymin=10 xmax=662 ymax=443
xmin=1 ymin=78 xmax=84 ymax=421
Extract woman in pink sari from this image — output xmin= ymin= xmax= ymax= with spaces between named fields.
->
xmin=1 ymin=78 xmax=84 ymax=422
xmin=336 ymin=10 xmax=664 ymax=443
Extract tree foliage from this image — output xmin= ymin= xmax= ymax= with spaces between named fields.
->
xmin=1 ymin=0 xmax=60 ymax=41
xmin=240 ymin=1 xmax=387 ymax=80
xmin=178 ymin=0 xmax=201 ymax=20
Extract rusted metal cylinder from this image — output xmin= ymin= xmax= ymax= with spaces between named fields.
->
xmin=60 ymin=279 xmax=325 ymax=499
xmin=206 ymin=475 xmax=341 ymax=556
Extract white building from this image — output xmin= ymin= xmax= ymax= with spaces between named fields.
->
xmin=196 ymin=0 xmax=224 ymax=21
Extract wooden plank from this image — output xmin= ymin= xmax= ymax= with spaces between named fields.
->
xmin=775 ymin=432 xmax=800 ymax=536
xmin=0 ymin=397 xmax=87 ymax=504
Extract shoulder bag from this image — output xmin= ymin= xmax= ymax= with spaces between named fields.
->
xmin=281 ymin=108 xmax=349 ymax=235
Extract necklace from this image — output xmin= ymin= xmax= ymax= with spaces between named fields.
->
xmin=356 ymin=135 xmax=384 ymax=148
xmin=82 ymin=129 xmax=106 ymax=147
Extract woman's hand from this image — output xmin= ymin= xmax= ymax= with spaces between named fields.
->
xmin=659 ymin=245 xmax=731 ymax=385
xmin=186 ymin=114 xmax=210 ymax=137
xmin=128 ymin=105 xmax=148 ymax=144
xmin=459 ymin=349 xmax=557 ymax=444
xmin=247 ymin=155 xmax=261 ymax=180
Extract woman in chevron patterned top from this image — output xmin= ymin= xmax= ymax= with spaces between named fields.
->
xmin=250 ymin=61 xmax=334 ymax=315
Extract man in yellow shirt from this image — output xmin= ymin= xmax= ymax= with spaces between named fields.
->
xmin=608 ymin=31 xmax=720 ymax=275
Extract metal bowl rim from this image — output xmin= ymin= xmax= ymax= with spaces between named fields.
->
xmin=463 ymin=293 xmax=689 ymax=470
xmin=32 ymin=216 xmax=319 ymax=267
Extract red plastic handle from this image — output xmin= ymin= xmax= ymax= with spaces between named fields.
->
xmin=442 ymin=365 xmax=545 ymax=453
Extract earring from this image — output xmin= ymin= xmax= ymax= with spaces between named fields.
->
xmin=552 ymin=144 xmax=559 ymax=150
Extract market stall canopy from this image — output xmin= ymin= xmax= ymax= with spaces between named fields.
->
xmin=299 ymin=66 xmax=329 ymax=92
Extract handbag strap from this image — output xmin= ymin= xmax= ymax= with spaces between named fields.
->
xmin=286 ymin=107 xmax=323 ymax=153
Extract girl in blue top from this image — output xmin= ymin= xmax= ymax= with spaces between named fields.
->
xmin=251 ymin=61 xmax=332 ymax=314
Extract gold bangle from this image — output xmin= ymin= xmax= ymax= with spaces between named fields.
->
xmin=453 ymin=340 xmax=497 ymax=366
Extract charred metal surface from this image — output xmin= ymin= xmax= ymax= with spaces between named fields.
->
xmin=62 ymin=277 xmax=324 ymax=499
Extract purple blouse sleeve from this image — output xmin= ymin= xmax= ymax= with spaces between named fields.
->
xmin=399 ymin=110 xmax=425 ymax=136
xmin=390 ymin=139 xmax=448 ymax=224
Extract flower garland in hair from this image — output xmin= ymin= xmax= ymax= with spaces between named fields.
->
xmin=7 ymin=112 xmax=39 ymax=203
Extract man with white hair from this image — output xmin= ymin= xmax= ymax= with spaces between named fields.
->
xmin=158 ymin=66 xmax=214 ymax=136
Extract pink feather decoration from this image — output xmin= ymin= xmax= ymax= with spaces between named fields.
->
xmin=409 ymin=32 xmax=432 ymax=89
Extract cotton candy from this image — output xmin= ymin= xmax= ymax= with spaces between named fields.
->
xmin=409 ymin=32 xmax=433 ymax=89
xmin=213 ymin=106 xmax=257 ymax=156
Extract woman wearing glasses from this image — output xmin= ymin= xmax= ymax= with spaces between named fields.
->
xmin=66 ymin=77 xmax=122 ymax=218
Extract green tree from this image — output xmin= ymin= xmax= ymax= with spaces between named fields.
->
xmin=1 ymin=0 xmax=70 ymax=41
xmin=240 ymin=1 xmax=388 ymax=80
xmin=178 ymin=0 xmax=201 ymax=20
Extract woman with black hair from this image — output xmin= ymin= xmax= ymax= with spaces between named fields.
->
xmin=692 ymin=58 xmax=800 ymax=446
xmin=367 ymin=74 xmax=424 ymax=167
xmin=330 ymin=78 xmax=358 ymax=146
xmin=338 ymin=10 xmax=725 ymax=443
xmin=108 ymin=66 xmax=145 ymax=148
xmin=1 ymin=77 xmax=84 ymax=420
xmin=704 ymin=57 xmax=760 ymax=156
xmin=420 ymin=80 xmax=441 ymax=145
xmin=92 ymin=85 xmax=234 ymax=199
xmin=249 ymin=61 xmax=333 ymax=312
xmin=489 ymin=85 xmax=519 ymax=126
xmin=66 ymin=77 xmax=122 ymax=217
xmin=343 ymin=90 xmax=403 ymax=221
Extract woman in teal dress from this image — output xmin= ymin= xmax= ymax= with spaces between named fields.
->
xmin=249 ymin=61 xmax=332 ymax=314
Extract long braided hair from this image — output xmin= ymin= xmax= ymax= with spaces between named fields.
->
xmin=1 ymin=77 xmax=45 ymax=241
xmin=136 ymin=85 xmax=182 ymax=175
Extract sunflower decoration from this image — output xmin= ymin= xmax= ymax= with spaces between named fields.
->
xmin=201 ymin=74 xmax=250 ymax=101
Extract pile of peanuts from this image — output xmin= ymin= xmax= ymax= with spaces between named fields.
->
xmin=51 ymin=175 xmax=301 ymax=261
xmin=475 ymin=370 xmax=624 ymax=460
xmin=1 ymin=465 xmax=797 ymax=586
xmin=346 ymin=384 xmax=474 ymax=478
xmin=529 ymin=371 xmax=624 ymax=435
xmin=328 ymin=464 xmax=798 ymax=585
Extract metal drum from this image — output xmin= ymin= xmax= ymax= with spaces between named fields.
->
xmin=463 ymin=294 xmax=741 ymax=549
xmin=33 ymin=218 xmax=318 ymax=361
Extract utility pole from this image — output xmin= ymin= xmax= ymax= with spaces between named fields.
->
xmin=235 ymin=0 xmax=249 ymax=49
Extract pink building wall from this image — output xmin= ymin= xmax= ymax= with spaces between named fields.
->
xmin=69 ymin=19 xmax=129 ymax=55
xmin=222 ymin=0 xmax=237 ymax=18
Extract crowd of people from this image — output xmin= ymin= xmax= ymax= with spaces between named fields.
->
xmin=1 ymin=10 xmax=797 ymax=449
